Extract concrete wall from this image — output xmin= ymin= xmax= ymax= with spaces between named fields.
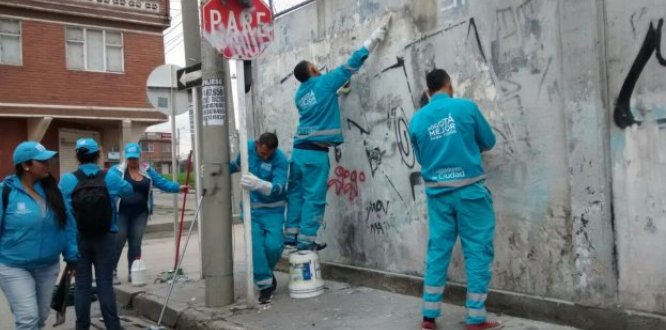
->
xmin=250 ymin=0 xmax=665 ymax=314
xmin=604 ymin=0 xmax=666 ymax=314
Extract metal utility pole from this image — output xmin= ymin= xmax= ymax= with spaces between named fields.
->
xmin=180 ymin=0 xmax=204 ymax=279
xmin=199 ymin=25 xmax=235 ymax=307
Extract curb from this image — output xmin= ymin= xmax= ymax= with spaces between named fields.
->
xmin=116 ymin=284 xmax=256 ymax=330
xmin=116 ymin=285 xmax=186 ymax=329
xmin=144 ymin=221 xmax=195 ymax=234
xmin=144 ymin=217 xmax=240 ymax=239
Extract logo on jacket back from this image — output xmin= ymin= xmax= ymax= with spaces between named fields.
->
xmin=298 ymin=90 xmax=318 ymax=109
xmin=14 ymin=202 xmax=31 ymax=215
xmin=428 ymin=113 xmax=456 ymax=140
xmin=433 ymin=167 xmax=466 ymax=181
xmin=260 ymin=162 xmax=272 ymax=172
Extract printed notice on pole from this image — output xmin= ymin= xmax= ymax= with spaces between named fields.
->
xmin=202 ymin=79 xmax=225 ymax=126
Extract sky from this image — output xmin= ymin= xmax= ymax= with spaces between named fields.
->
xmin=145 ymin=0 xmax=195 ymax=158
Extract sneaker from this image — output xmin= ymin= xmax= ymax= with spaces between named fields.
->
xmin=112 ymin=273 xmax=121 ymax=286
xmin=258 ymin=286 xmax=274 ymax=304
xmin=465 ymin=320 xmax=503 ymax=330
xmin=421 ymin=318 xmax=436 ymax=330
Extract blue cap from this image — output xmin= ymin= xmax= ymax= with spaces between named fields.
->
xmin=13 ymin=141 xmax=57 ymax=165
xmin=75 ymin=138 xmax=100 ymax=155
xmin=124 ymin=143 xmax=142 ymax=159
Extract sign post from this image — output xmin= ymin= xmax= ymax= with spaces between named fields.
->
xmin=202 ymin=0 xmax=274 ymax=307
xmin=177 ymin=63 xmax=203 ymax=91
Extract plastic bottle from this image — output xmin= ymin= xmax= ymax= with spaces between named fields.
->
xmin=130 ymin=258 xmax=147 ymax=287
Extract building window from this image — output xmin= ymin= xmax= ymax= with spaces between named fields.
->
xmin=66 ymin=26 xmax=123 ymax=72
xmin=141 ymin=143 xmax=153 ymax=153
xmin=0 ymin=18 xmax=22 ymax=66
xmin=162 ymin=143 xmax=171 ymax=153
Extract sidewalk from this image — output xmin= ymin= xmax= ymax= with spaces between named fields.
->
xmin=116 ymin=225 xmax=579 ymax=330
xmin=146 ymin=191 xmax=240 ymax=239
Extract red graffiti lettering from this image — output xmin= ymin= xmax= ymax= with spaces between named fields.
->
xmin=327 ymin=166 xmax=366 ymax=202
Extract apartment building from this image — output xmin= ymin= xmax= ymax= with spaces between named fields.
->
xmin=0 ymin=0 xmax=171 ymax=178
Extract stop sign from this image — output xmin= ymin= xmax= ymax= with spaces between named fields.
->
xmin=202 ymin=0 xmax=274 ymax=60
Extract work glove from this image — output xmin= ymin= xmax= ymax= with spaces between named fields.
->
xmin=240 ymin=173 xmax=273 ymax=196
xmin=337 ymin=80 xmax=352 ymax=95
xmin=363 ymin=15 xmax=391 ymax=52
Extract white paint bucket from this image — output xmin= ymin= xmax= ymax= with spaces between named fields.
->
xmin=130 ymin=258 xmax=147 ymax=287
xmin=288 ymin=251 xmax=324 ymax=299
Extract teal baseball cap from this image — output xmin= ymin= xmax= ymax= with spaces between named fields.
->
xmin=75 ymin=138 xmax=100 ymax=155
xmin=13 ymin=141 xmax=57 ymax=165
xmin=125 ymin=143 xmax=141 ymax=159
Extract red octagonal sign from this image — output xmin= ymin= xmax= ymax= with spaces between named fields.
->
xmin=202 ymin=0 xmax=274 ymax=60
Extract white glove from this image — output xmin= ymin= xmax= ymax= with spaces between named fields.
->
xmin=363 ymin=26 xmax=388 ymax=51
xmin=240 ymin=173 xmax=273 ymax=196
xmin=363 ymin=16 xmax=391 ymax=51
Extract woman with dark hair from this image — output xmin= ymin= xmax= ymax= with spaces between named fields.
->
xmin=111 ymin=142 xmax=187 ymax=285
xmin=0 ymin=141 xmax=78 ymax=330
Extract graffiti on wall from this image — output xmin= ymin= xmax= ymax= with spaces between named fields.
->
xmin=392 ymin=106 xmax=417 ymax=169
xmin=404 ymin=1 xmax=550 ymax=165
xmin=366 ymin=200 xmax=394 ymax=236
xmin=614 ymin=18 xmax=666 ymax=129
xmin=487 ymin=0 xmax=549 ymax=157
xmin=327 ymin=166 xmax=367 ymax=202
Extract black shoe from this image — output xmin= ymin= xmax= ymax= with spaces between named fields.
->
xmin=272 ymin=274 xmax=277 ymax=290
xmin=297 ymin=242 xmax=327 ymax=251
xmin=259 ymin=287 xmax=274 ymax=304
xmin=284 ymin=240 xmax=296 ymax=247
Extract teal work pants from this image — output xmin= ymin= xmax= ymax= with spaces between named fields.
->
xmin=421 ymin=182 xmax=496 ymax=325
xmin=285 ymin=148 xmax=330 ymax=250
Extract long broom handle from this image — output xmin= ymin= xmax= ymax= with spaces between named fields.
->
xmin=174 ymin=150 xmax=193 ymax=271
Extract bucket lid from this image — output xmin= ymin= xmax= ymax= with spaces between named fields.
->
xmin=289 ymin=250 xmax=319 ymax=263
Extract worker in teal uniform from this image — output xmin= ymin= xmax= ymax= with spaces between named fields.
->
xmin=285 ymin=19 xmax=391 ymax=251
xmin=409 ymin=69 xmax=501 ymax=330
xmin=231 ymin=132 xmax=288 ymax=304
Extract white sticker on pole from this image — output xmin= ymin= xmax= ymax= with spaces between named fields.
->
xmin=202 ymin=78 xmax=226 ymax=126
